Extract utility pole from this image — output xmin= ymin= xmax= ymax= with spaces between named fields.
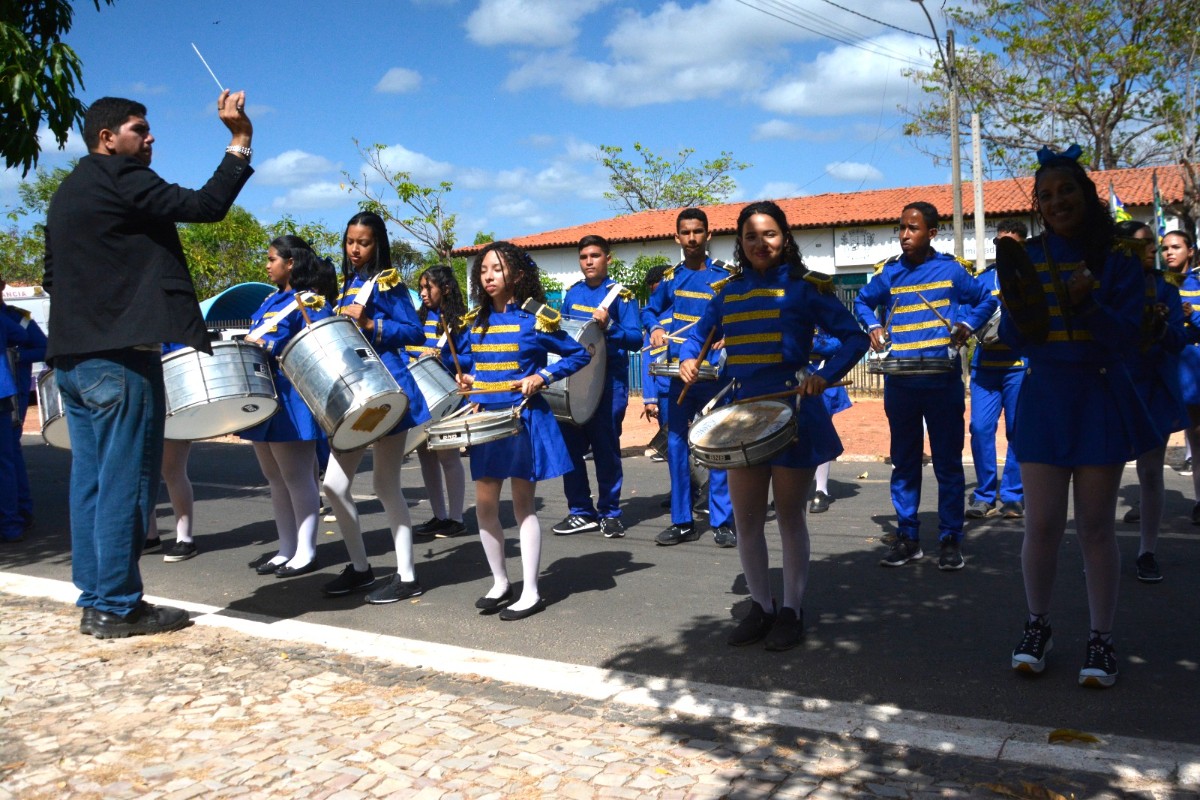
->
xmin=971 ymin=112 xmax=986 ymax=269
xmin=948 ymin=29 xmax=964 ymax=258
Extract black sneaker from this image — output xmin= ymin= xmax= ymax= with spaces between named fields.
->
xmin=414 ymin=517 xmax=448 ymax=536
xmin=655 ymin=524 xmax=699 ymax=546
xmin=84 ymin=601 xmax=190 ymax=639
xmin=728 ymin=600 xmax=775 ymax=646
xmin=763 ymin=607 xmax=804 ymax=651
xmin=142 ymin=536 xmax=162 ymax=555
xmin=600 ymin=517 xmax=626 ymax=538
xmin=434 ymin=520 xmax=468 ymax=538
xmin=1135 ymin=552 xmax=1162 ymax=583
xmin=999 ymin=501 xmax=1024 ymax=519
xmin=163 ymin=541 xmax=198 ymax=562
xmin=1078 ymin=637 xmax=1118 ymax=688
xmin=551 ymin=514 xmax=600 ymax=535
xmin=808 ymin=490 xmax=831 ymax=514
xmin=712 ymin=526 xmax=737 ymax=548
xmin=1192 ymin=502 xmax=1200 ymax=526
xmin=650 ymin=453 xmax=666 ymax=463
xmin=322 ymin=564 xmax=377 ymax=596
xmin=1011 ymin=619 xmax=1053 ymax=673
xmin=965 ymin=499 xmax=997 ymax=519
xmin=1178 ymin=456 xmax=1193 ymax=476
xmin=1122 ymin=503 xmax=1140 ymax=523
xmin=880 ymin=537 xmax=922 ymax=567
xmin=937 ymin=539 xmax=965 ymax=571
xmin=365 ymin=574 xmax=424 ymax=604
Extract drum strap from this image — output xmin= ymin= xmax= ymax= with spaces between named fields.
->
xmin=600 ymin=283 xmax=625 ymax=310
xmin=247 ymin=293 xmax=314 ymax=340
xmin=352 ymin=275 xmax=380 ymax=307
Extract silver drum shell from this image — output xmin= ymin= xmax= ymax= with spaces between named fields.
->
xmin=36 ymin=369 xmax=70 ymax=449
xmin=162 ymin=341 xmax=279 ymax=440
xmin=404 ymin=354 xmax=465 ymax=453
xmin=543 ymin=317 xmax=607 ymax=425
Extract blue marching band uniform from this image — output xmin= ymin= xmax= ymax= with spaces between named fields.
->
xmin=1128 ymin=263 xmax=1188 ymax=451
xmin=558 ymin=278 xmax=643 ymax=524
xmin=1176 ymin=265 xmax=1200 ymax=409
xmin=336 ymin=269 xmax=430 ymax=435
xmin=451 ymin=303 xmax=589 ymax=482
xmin=854 ymin=250 xmax=997 ymax=550
xmin=811 ymin=328 xmax=853 ymax=418
xmin=640 ymin=257 xmax=736 ymax=538
xmin=1 ymin=308 xmax=35 ymax=541
xmin=968 ymin=265 xmax=1025 ymax=514
xmin=239 ymin=289 xmax=332 ymax=443
xmin=681 ymin=266 xmax=869 ymax=467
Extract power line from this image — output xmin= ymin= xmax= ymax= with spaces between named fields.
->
xmin=814 ymin=0 xmax=933 ymax=39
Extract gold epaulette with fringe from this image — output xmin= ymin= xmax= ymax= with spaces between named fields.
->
xmin=874 ymin=255 xmax=900 ymax=274
xmin=618 ymin=287 xmax=634 ymax=301
xmin=457 ymin=306 xmax=480 ymax=332
xmin=1113 ymin=236 xmax=1150 ymax=261
xmin=662 ymin=264 xmax=678 ymax=281
xmin=712 ymin=258 xmax=736 ymax=274
xmin=954 ymin=255 xmax=976 ymax=273
xmin=709 ymin=276 xmax=731 ymax=294
xmin=1163 ymin=270 xmax=1185 ymax=288
xmin=299 ymin=292 xmax=325 ymax=311
xmin=802 ymin=271 xmax=834 ymax=294
xmin=535 ymin=305 xmax=561 ymax=332
xmin=375 ymin=268 xmax=402 ymax=291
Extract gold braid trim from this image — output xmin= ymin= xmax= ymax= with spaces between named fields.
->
xmin=299 ymin=292 xmax=325 ymax=311
xmin=375 ymin=268 xmax=402 ymax=291
xmin=1164 ymin=271 xmax=1185 ymax=288
xmin=802 ymin=271 xmax=834 ymax=294
xmin=618 ymin=287 xmax=634 ymax=301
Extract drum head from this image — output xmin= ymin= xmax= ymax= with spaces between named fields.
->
xmin=548 ymin=318 xmax=607 ymax=424
xmin=330 ymin=389 xmax=408 ymax=452
xmin=165 ymin=396 xmax=279 ymax=441
xmin=689 ymin=401 xmax=793 ymax=450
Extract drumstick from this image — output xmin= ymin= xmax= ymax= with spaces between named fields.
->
xmin=639 ymin=318 xmax=700 ymax=352
xmin=677 ymin=326 xmax=717 ymax=403
xmin=729 ymin=380 xmax=852 ymax=407
xmin=296 ymin=298 xmax=313 ymax=328
xmin=916 ymin=292 xmax=953 ymax=331
xmin=444 ymin=325 xmax=464 ymax=377
xmin=457 ymin=385 xmax=528 ymax=395
xmin=190 ymin=43 xmax=226 ymax=92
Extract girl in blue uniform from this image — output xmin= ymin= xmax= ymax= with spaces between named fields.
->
xmin=410 ymin=265 xmax=468 ymax=539
xmin=320 ymin=212 xmax=432 ymax=604
xmin=680 ymin=201 xmax=869 ymax=650
xmin=1001 ymin=148 xmax=1160 ymax=688
xmin=809 ymin=327 xmax=853 ymax=514
xmin=242 ymin=236 xmax=334 ymax=577
xmin=453 ymin=242 xmax=588 ymax=620
xmin=1165 ymin=231 xmax=1200 ymax=524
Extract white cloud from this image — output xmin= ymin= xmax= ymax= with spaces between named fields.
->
xmin=466 ymin=0 xmax=611 ymax=47
xmin=758 ymin=33 xmax=931 ymax=117
xmin=129 ymin=81 xmax=170 ymax=96
xmin=825 ymin=161 xmax=883 ymax=182
xmin=751 ymin=119 xmax=842 ymax=143
xmin=256 ymin=150 xmax=338 ymax=186
xmin=488 ymin=194 xmax=550 ymax=229
xmin=375 ymin=67 xmax=422 ymax=94
xmin=760 ymin=181 xmax=807 ymax=199
xmin=374 ymin=144 xmax=454 ymax=181
xmin=270 ymin=181 xmax=351 ymax=211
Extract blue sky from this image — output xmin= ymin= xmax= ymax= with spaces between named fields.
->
xmin=2 ymin=0 xmax=951 ymax=244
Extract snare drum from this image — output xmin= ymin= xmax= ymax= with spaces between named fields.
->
xmin=163 ymin=341 xmax=279 ymax=440
xmin=426 ymin=407 xmax=522 ymax=451
xmin=36 ymin=369 xmax=70 ymax=449
xmin=543 ymin=318 xmax=607 ymax=424
xmin=280 ymin=316 xmax=408 ymax=452
xmin=404 ymin=354 xmax=465 ymax=453
xmin=688 ymin=401 xmax=797 ymax=469
xmin=976 ymin=307 xmax=1002 ymax=345
xmin=648 ymin=359 xmax=719 ymax=381
xmin=864 ymin=350 xmax=955 ymax=375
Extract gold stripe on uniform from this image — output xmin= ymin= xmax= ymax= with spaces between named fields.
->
xmin=472 ymin=380 xmax=516 ymax=390
xmin=728 ymin=353 xmax=783 ymax=365
xmin=472 ymin=343 xmax=519 ymax=352
xmin=476 ymin=361 xmax=519 ymax=371
xmin=724 ymin=309 xmax=780 ymax=324
xmin=472 ymin=324 xmax=521 ymax=334
xmin=726 ymin=288 xmax=785 ymax=302
xmin=891 ymin=337 xmax=950 ymax=351
xmin=724 ymin=332 xmax=782 ymax=346
xmin=570 ymin=304 xmax=596 ymax=314
xmin=676 ymin=290 xmax=713 ymax=300
xmin=895 ymin=280 xmax=952 ymax=294
xmin=674 ymin=313 xmax=701 ymax=323
xmin=1046 ymin=330 xmax=1094 ymax=342
xmin=893 ymin=298 xmax=948 ymax=314
xmin=891 ymin=320 xmax=948 ymax=333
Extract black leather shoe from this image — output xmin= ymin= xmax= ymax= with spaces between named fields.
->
xmin=255 ymin=560 xmax=284 ymax=575
xmin=809 ymin=490 xmax=831 ymax=514
xmin=275 ymin=561 xmax=318 ymax=578
xmin=86 ymin=602 xmax=190 ymax=640
xmin=498 ymin=598 xmax=545 ymax=621
xmin=475 ymin=586 xmax=514 ymax=610
xmin=79 ymin=607 xmax=98 ymax=635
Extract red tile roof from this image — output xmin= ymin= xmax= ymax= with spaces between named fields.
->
xmin=455 ymin=165 xmax=1187 ymax=256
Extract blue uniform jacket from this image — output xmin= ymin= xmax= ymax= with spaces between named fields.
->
xmin=562 ymin=278 xmax=642 ymax=381
xmin=640 ymin=258 xmax=734 ymax=363
xmin=1 ymin=304 xmax=45 ymax=412
xmin=0 ymin=312 xmax=31 ymax=400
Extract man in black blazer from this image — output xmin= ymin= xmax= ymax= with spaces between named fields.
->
xmin=43 ymin=90 xmax=254 ymax=639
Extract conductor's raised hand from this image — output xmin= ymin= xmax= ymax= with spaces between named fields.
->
xmin=217 ymin=90 xmax=253 ymax=144
xmin=678 ymin=358 xmax=699 ymax=384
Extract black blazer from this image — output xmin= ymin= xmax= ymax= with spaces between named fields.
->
xmin=43 ymin=152 xmax=253 ymax=361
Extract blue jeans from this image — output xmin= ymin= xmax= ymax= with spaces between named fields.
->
xmin=57 ymin=351 xmax=165 ymax=615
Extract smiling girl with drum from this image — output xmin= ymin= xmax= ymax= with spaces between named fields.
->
xmin=680 ymin=201 xmax=869 ymax=651
xmin=241 ymin=236 xmax=335 ymax=578
xmin=409 ymin=265 xmax=469 ymax=540
xmin=320 ymin=212 xmax=432 ymax=604
xmin=451 ymin=242 xmax=589 ymax=620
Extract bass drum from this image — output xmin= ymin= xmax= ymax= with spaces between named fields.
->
xmin=163 ymin=341 xmax=278 ymax=440
xmin=36 ymin=369 xmax=70 ymax=449
xmin=543 ymin=317 xmax=607 ymax=425
xmin=279 ymin=316 xmax=408 ymax=452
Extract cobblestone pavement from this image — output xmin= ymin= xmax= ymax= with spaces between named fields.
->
xmin=2 ymin=594 xmax=1189 ymax=800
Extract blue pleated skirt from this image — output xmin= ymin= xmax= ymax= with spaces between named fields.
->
xmin=468 ymin=396 xmax=572 ymax=482
xmin=239 ymin=370 xmax=324 ymax=443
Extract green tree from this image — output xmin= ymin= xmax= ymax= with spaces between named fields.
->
xmin=1 ymin=0 xmax=115 ymax=175
xmin=0 ymin=223 xmax=44 ymax=285
xmin=598 ymin=142 xmax=749 ymax=214
xmin=472 ymin=231 xmax=494 ymax=245
xmin=265 ymin=215 xmax=342 ymax=262
xmin=610 ymin=253 xmax=671 ymax=304
xmin=178 ymin=205 xmax=267 ymax=300
xmin=344 ymin=140 xmax=457 ymax=262
xmin=903 ymin=0 xmax=1199 ymax=174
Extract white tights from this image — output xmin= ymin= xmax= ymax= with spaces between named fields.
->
xmin=253 ymin=441 xmax=319 ymax=569
xmin=475 ymin=477 xmax=541 ymax=611
xmin=416 ymin=443 xmax=466 ymax=522
xmin=1131 ymin=444 xmax=1166 ymax=556
xmin=1020 ymin=462 xmax=1122 ymax=636
xmin=322 ymin=432 xmax=414 ymax=580
xmin=728 ymin=465 xmax=815 ymax=613
xmin=161 ymin=439 xmax=193 ymax=542
xmin=813 ymin=461 xmax=831 ymax=495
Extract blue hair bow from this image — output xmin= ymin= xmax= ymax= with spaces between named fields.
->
xmin=1036 ymin=144 xmax=1083 ymax=165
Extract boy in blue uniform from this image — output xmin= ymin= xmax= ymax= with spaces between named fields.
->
xmin=967 ymin=220 xmax=1027 ymax=520
xmin=640 ymin=264 xmax=671 ymax=460
xmin=0 ymin=277 xmax=47 ymax=533
xmin=551 ymin=235 xmax=643 ymax=538
xmin=640 ymin=208 xmax=736 ymax=547
xmin=854 ymin=202 xmax=996 ymax=570
xmin=0 ymin=296 xmax=32 ymax=542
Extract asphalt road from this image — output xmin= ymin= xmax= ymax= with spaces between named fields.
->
xmin=5 ymin=433 xmax=1198 ymax=748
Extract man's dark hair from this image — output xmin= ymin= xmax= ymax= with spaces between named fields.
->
xmin=644 ymin=264 xmax=667 ymax=288
xmin=578 ymin=234 xmax=610 ymax=254
xmin=676 ymin=207 xmax=708 ymax=232
xmin=996 ymin=219 xmax=1029 ymax=239
xmin=901 ymin=201 xmax=939 ymax=230
xmin=83 ymin=97 xmax=148 ymax=151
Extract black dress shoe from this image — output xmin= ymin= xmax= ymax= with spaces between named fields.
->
xmin=475 ymin=586 xmax=514 ymax=611
xmin=498 ymin=598 xmax=545 ymax=621
xmin=85 ymin=602 xmax=190 ymax=640
xmin=79 ymin=607 xmax=98 ymax=635
xmin=275 ymin=561 xmax=318 ymax=578
xmin=256 ymin=560 xmax=284 ymax=575
xmin=809 ymin=490 xmax=831 ymax=514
